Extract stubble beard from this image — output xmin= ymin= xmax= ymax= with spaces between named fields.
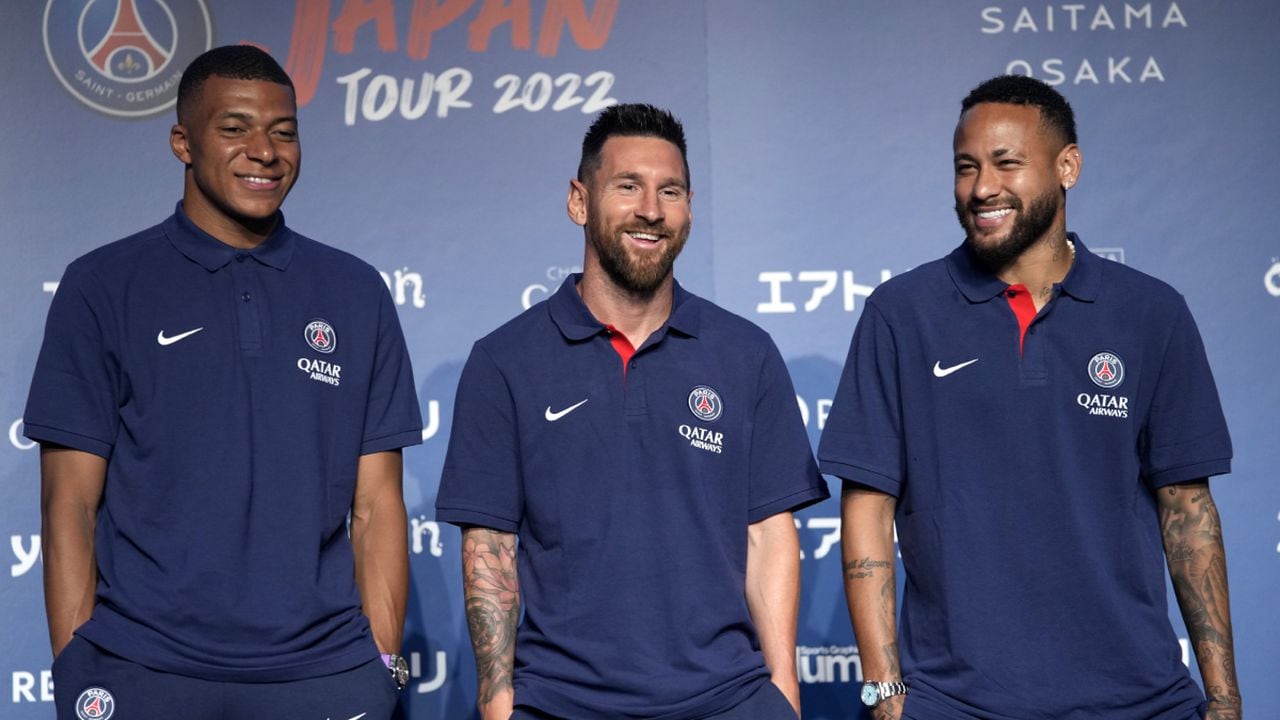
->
xmin=586 ymin=213 xmax=689 ymax=296
xmin=957 ymin=189 xmax=1060 ymax=271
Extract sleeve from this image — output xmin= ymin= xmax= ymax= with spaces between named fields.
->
xmin=1139 ymin=297 xmax=1232 ymax=488
xmin=435 ymin=343 xmax=523 ymax=533
xmin=746 ymin=339 xmax=830 ymax=523
xmin=816 ymin=302 xmax=905 ymax=496
xmin=23 ymin=263 xmax=121 ymax=459
xmin=360 ymin=282 xmax=424 ymax=455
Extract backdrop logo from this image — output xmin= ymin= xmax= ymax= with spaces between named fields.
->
xmin=1266 ymin=259 xmax=1280 ymax=298
xmin=43 ymin=0 xmax=213 ymax=118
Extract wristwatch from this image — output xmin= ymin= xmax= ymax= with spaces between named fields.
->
xmin=381 ymin=653 xmax=409 ymax=691
xmin=860 ymin=680 xmax=907 ymax=707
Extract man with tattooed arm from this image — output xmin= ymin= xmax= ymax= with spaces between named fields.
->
xmin=437 ymin=103 xmax=828 ymax=719
xmin=818 ymin=76 xmax=1240 ymax=720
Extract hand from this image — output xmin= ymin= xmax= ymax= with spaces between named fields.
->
xmin=1204 ymin=696 xmax=1241 ymax=720
xmin=871 ymin=694 xmax=904 ymax=720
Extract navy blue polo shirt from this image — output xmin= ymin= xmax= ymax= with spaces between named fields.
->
xmin=25 ymin=204 xmax=422 ymax=682
xmin=437 ymin=275 xmax=828 ymax=719
xmin=818 ymin=235 xmax=1231 ymax=720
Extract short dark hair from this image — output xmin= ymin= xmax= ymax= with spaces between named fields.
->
xmin=578 ymin=103 xmax=689 ymax=188
xmin=177 ymin=45 xmax=294 ymax=122
xmin=960 ymin=75 xmax=1078 ymax=146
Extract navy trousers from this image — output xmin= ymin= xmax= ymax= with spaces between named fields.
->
xmin=52 ymin=635 xmax=399 ymax=720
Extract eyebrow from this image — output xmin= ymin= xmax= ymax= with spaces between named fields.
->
xmin=216 ymin=111 xmax=297 ymax=125
xmin=610 ymin=171 xmax=688 ymax=189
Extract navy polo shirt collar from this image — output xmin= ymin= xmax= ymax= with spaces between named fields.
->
xmin=166 ymin=201 xmax=295 ymax=272
xmin=945 ymin=232 xmax=1101 ymax=303
xmin=548 ymin=274 xmax=701 ymax=342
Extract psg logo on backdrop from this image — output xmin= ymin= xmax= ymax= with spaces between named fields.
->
xmin=43 ymin=0 xmax=212 ymax=118
xmin=305 ymin=319 xmax=338 ymax=354
xmin=1088 ymin=351 xmax=1125 ymax=389
xmin=688 ymin=386 xmax=723 ymax=422
xmin=75 ymin=687 xmax=115 ymax=720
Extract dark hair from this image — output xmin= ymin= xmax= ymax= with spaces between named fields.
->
xmin=578 ymin=103 xmax=689 ymax=187
xmin=960 ymin=75 xmax=1077 ymax=146
xmin=177 ymin=45 xmax=294 ymax=122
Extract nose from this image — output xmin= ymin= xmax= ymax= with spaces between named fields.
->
xmin=635 ymin=189 xmax=664 ymax=224
xmin=245 ymin=130 xmax=277 ymax=164
xmin=969 ymin=163 xmax=1000 ymax=202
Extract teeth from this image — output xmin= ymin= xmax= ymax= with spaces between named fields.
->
xmin=629 ymin=232 xmax=660 ymax=241
xmin=977 ymin=208 xmax=1012 ymax=220
xmin=244 ymin=176 xmax=273 ymax=185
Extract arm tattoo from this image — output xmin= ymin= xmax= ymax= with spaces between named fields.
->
xmin=462 ymin=528 xmax=519 ymax=705
xmin=1159 ymin=483 xmax=1240 ymax=714
xmin=844 ymin=556 xmax=893 ymax=581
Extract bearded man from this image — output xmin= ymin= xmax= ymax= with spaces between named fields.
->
xmin=819 ymin=75 xmax=1241 ymax=720
xmin=437 ymin=103 xmax=828 ymax=720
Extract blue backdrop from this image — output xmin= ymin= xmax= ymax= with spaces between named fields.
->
xmin=3 ymin=2 xmax=1277 ymax=718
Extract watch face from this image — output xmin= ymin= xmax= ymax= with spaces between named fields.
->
xmin=390 ymin=654 xmax=409 ymax=690
xmin=861 ymin=683 xmax=878 ymax=706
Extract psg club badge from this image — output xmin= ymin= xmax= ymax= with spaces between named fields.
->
xmin=305 ymin=319 xmax=337 ymax=354
xmin=43 ymin=0 xmax=213 ymax=118
xmin=75 ymin=687 xmax=115 ymax=720
xmin=1088 ymin=351 xmax=1125 ymax=389
xmin=688 ymin=386 xmax=723 ymax=422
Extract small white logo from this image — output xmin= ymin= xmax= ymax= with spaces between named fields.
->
xmin=933 ymin=358 xmax=978 ymax=378
xmin=545 ymin=399 xmax=588 ymax=422
xmin=157 ymin=327 xmax=203 ymax=346
xmin=679 ymin=424 xmax=724 ymax=454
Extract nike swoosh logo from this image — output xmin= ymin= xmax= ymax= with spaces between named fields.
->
xmin=157 ymin=327 xmax=204 ymax=346
xmin=324 ymin=714 xmax=367 ymax=720
xmin=545 ymin=398 xmax=588 ymax=421
xmin=933 ymin=358 xmax=979 ymax=377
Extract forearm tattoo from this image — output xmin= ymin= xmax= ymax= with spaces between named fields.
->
xmin=844 ymin=556 xmax=893 ymax=581
xmin=1160 ymin=484 xmax=1241 ymax=714
xmin=462 ymin=528 xmax=519 ymax=705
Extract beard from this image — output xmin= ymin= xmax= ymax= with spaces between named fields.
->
xmin=956 ymin=188 xmax=1060 ymax=271
xmin=586 ymin=213 xmax=690 ymax=295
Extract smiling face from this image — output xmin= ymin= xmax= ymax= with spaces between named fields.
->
xmin=170 ymin=75 xmax=299 ymax=247
xmin=569 ymin=135 xmax=692 ymax=294
xmin=952 ymin=102 xmax=1079 ymax=269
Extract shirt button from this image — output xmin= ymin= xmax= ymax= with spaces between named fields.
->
xmin=629 ymin=360 xmax=637 ymax=369
xmin=1029 ymin=327 xmax=1036 ymax=335
xmin=241 ymin=291 xmax=251 ymax=302
xmin=1006 ymin=289 xmax=1017 ymax=298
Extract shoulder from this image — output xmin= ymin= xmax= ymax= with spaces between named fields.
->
xmin=289 ymin=232 xmax=389 ymax=294
xmin=688 ymin=293 xmax=776 ymax=348
xmin=61 ymin=222 xmax=170 ymax=290
xmin=1095 ymin=257 xmax=1186 ymax=307
xmin=863 ymin=255 xmax=951 ymax=315
xmin=472 ymin=300 xmax=555 ymax=358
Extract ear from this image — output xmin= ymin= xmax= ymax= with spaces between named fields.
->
xmin=170 ymin=123 xmax=193 ymax=165
xmin=1058 ymin=143 xmax=1082 ymax=191
xmin=567 ymin=179 xmax=588 ymax=226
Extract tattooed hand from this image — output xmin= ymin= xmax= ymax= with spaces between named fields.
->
xmin=872 ymin=694 xmax=905 ymax=720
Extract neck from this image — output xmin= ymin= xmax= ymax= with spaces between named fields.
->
xmin=995 ymin=228 xmax=1074 ymax=311
xmin=181 ymin=198 xmax=278 ymax=250
xmin=577 ymin=265 xmax=674 ymax=350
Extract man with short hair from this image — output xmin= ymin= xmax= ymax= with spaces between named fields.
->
xmin=819 ymin=75 xmax=1241 ymax=720
xmin=27 ymin=45 xmax=421 ymax=719
xmin=437 ymin=103 xmax=828 ymax=719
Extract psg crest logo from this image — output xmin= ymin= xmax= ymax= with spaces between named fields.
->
xmin=75 ymin=687 xmax=115 ymax=720
xmin=687 ymin=386 xmax=723 ymax=422
xmin=43 ymin=0 xmax=213 ymax=118
xmin=1088 ymin=351 xmax=1125 ymax=389
xmin=304 ymin=319 xmax=338 ymax=354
